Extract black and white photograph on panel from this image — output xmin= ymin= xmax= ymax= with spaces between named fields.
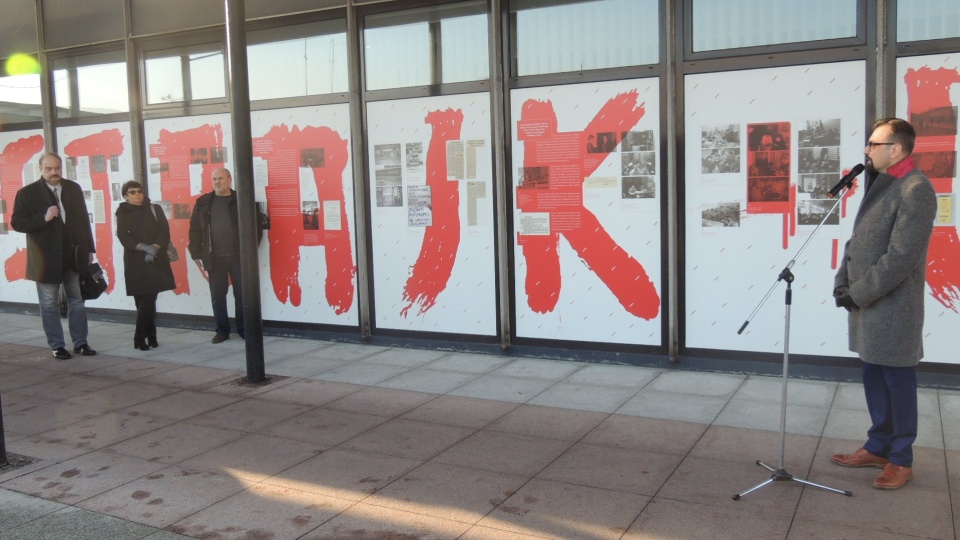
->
xmin=798 ymin=146 xmax=840 ymax=174
xmin=622 ymin=151 xmax=656 ymax=176
xmin=798 ymin=118 xmax=841 ymax=148
xmin=798 ymin=199 xmax=839 ymax=225
xmin=621 ymin=129 xmax=655 ymax=151
xmin=797 ymin=174 xmax=834 ymax=200
xmin=702 ymin=148 xmax=740 ymax=174
xmin=702 ymin=201 xmax=741 ymax=228
xmin=622 ymin=176 xmax=655 ymax=199
xmin=405 ymin=142 xmax=424 ymax=172
xmin=701 ymin=123 xmax=741 ymax=148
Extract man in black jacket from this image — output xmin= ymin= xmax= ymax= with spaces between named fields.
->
xmin=188 ymin=168 xmax=246 ymax=343
xmin=11 ymin=153 xmax=98 ymax=359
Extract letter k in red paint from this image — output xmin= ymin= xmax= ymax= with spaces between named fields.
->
xmin=516 ymin=91 xmax=660 ymax=320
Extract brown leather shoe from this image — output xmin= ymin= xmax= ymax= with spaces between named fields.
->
xmin=830 ymin=447 xmax=889 ymax=468
xmin=873 ymin=463 xmax=912 ymax=489
xmin=211 ymin=334 xmax=229 ymax=344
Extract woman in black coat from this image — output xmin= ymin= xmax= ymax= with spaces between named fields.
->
xmin=115 ymin=181 xmax=176 ymax=350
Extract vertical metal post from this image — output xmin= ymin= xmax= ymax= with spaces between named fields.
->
xmin=346 ymin=1 xmax=373 ymax=340
xmin=665 ymin=0 xmax=679 ymax=362
xmin=35 ymin=0 xmax=56 ymax=152
xmin=224 ymin=0 xmax=265 ymax=382
xmin=489 ymin=0 xmax=512 ymax=351
xmin=123 ymin=0 xmax=147 ymax=189
xmin=0 ymin=393 xmax=7 ymax=466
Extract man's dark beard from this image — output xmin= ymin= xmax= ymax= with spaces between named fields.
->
xmin=864 ymin=160 xmax=877 ymax=175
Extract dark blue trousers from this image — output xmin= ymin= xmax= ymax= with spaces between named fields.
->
xmin=861 ymin=362 xmax=917 ymax=467
xmin=208 ymin=254 xmax=244 ymax=338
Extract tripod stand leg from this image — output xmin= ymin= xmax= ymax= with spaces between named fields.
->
xmin=732 ymin=477 xmax=775 ymax=500
xmin=790 ymin=476 xmax=853 ymax=497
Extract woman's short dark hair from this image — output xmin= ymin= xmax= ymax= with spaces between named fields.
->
xmin=121 ymin=180 xmax=143 ymax=197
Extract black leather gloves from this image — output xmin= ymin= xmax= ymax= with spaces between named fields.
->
xmin=833 ymin=286 xmax=858 ymax=311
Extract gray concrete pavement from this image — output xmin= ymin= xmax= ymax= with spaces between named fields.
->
xmin=1 ymin=312 xmax=958 ymax=539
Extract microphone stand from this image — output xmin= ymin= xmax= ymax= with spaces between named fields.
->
xmin=732 ymin=184 xmax=855 ymax=500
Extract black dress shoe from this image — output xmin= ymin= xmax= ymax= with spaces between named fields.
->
xmin=52 ymin=347 xmax=72 ymax=360
xmin=134 ymin=338 xmax=149 ymax=351
xmin=73 ymin=344 xmax=97 ymax=356
xmin=147 ymin=336 xmax=159 ymax=348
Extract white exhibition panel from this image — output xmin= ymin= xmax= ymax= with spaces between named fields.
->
xmin=684 ymin=61 xmax=869 ymax=357
xmin=510 ymin=79 xmax=663 ymax=345
xmin=366 ymin=93 xmax=497 ymax=335
xmin=143 ymin=113 xmax=235 ymax=318
xmin=251 ymin=104 xmax=359 ymax=326
xmin=55 ymin=122 xmax=136 ymax=311
xmin=0 ymin=129 xmax=45 ymax=304
xmin=896 ymin=53 xmax=960 ymax=365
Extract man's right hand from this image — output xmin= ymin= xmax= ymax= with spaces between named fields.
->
xmin=194 ymin=259 xmax=203 ymax=270
xmin=44 ymin=206 xmax=59 ymax=222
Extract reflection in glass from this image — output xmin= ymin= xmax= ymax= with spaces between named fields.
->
xmin=248 ymin=21 xmax=348 ymax=100
xmin=0 ymin=72 xmax=43 ymax=124
xmin=53 ymin=53 xmax=128 ymax=117
xmin=365 ymin=22 xmax=430 ymax=90
xmin=692 ymin=0 xmax=856 ymax=52
xmin=145 ymin=47 xmax=225 ymax=104
xmin=364 ymin=1 xmax=488 ymax=91
xmin=898 ymin=0 xmax=960 ymax=42
xmin=189 ymin=52 xmax=226 ymax=101
xmin=513 ymin=0 xmax=658 ymax=76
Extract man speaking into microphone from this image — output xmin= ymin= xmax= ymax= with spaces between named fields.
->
xmin=830 ymin=118 xmax=937 ymax=490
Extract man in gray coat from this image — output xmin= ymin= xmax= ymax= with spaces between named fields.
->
xmin=830 ymin=118 xmax=937 ymax=490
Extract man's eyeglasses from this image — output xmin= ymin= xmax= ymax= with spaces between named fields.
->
xmin=865 ymin=141 xmax=896 ymax=149
xmin=126 ymin=189 xmax=143 ymax=195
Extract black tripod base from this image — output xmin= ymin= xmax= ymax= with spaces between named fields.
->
xmin=732 ymin=460 xmax=853 ymax=500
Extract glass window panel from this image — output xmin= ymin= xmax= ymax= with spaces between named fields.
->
xmin=364 ymin=22 xmax=431 ymax=90
xmin=0 ymin=0 xmax=38 ymax=58
xmin=898 ymin=0 xmax=960 ymax=42
xmin=441 ymin=14 xmax=489 ymax=84
xmin=131 ymin=0 xmax=223 ymax=36
xmin=0 ymin=71 xmax=43 ymax=124
xmin=52 ymin=51 xmax=128 ymax=118
xmin=247 ymin=20 xmax=348 ymax=100
xmin=42 ymin=0 xmax=124 ymax=49
xmin=145 ymin=56 xmax=183 ymax=104
xmin=692 ymin=0 xmax=856 ymax=52
xmin=364 ymin=1 xmax=488 ymax=91
xmin=513 ymin=0 xmax=658 ymax=77
xmin=144 ymin=46 xmax=225 ymax=105
xmin=188 ymin=52 xmax=226 ymax=101
xmin=245 ymin=0 xmax=346 ymax=19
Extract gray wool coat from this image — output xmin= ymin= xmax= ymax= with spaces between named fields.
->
xmin=834 ymin=166 xmax=937 ymax=367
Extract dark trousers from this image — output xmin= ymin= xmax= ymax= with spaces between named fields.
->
xmin=861 ymin=362 xmax=918 ymax=467
xmin=208 ymin=254 xmax=244 ymax=337
xmin=133 ymin=293 xmax=158 ymax=341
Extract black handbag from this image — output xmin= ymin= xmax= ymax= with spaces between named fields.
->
xmin=79 ymin=262 xmax=108 ymax=300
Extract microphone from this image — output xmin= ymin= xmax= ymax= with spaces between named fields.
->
xmin=827 ymin=164 xmax=865 ymax=198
